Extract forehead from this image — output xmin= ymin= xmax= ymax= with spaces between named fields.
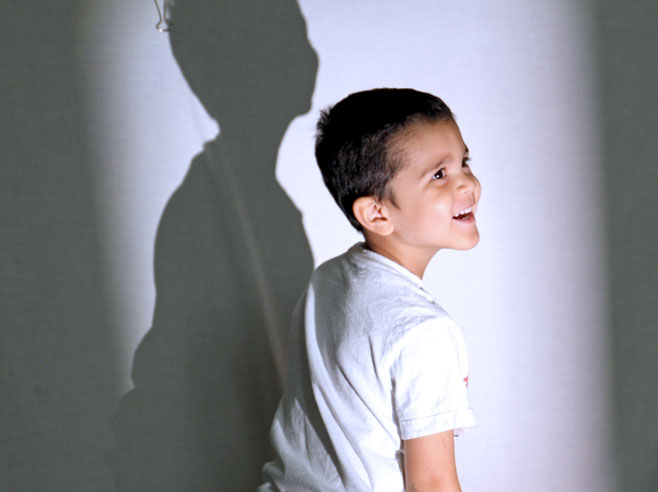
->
xmin=392 ymin=118 xmax=466 ymax=170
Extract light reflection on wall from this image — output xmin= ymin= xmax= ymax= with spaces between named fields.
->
xmin=281 ymin=1 xmax=612 ymax=491
xmin=81 ymin=1 xmax=218 ymax=391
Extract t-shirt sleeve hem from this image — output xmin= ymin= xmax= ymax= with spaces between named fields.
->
xmin=399 ymin=408 xmax=478 ymax=440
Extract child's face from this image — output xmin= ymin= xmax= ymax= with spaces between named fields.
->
xmin=384 ymin=119 xmax=481 ymax=253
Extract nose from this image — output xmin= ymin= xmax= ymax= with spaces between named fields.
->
xmin=456 ymin=171 xmax=478 ymax=195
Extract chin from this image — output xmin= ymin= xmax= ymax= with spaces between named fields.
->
xmin=453 ymin=234 xmax=480 ymax=250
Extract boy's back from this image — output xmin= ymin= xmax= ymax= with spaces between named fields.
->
xmin=260 ymin=244 xmax=476 ymax=491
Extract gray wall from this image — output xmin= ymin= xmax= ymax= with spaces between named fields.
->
xmin=596 ymin=2 xmax=658 ymax=491
xmin=1 ymin=2 xmax=120 ymax=490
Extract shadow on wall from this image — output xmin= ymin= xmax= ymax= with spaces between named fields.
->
xmin=595 ymin=2 xmax=658 ymax=492
xmin=109 ymin=1 xmax=317 ymax=490
xmin=0 ymin=2 xmax=121 ymax=491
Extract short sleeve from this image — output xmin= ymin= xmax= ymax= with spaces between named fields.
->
xmin=391 ymin=318 xmax=477 ymax=440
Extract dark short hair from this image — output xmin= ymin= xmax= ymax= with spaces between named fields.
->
xmin=315 ymin=88 xmax=454 ymax=230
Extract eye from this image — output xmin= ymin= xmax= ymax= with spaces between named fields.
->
xmin=462 ymin=156 xmax=471 ymax=167
xmin=432 ymin=168 xmax=446 ymax=180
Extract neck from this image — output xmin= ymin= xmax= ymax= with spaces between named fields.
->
xmin=364 ymin=234 xmax=438 ymax=279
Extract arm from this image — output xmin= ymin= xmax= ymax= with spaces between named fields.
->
xmin=403 ymin=430 xmax=461 ymax=492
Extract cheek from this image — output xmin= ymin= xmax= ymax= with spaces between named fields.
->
xmin=426 ymin=196 xmax=453 ymax=224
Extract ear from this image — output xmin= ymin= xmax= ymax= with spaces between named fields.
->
xmin=353 ymin=196 xmax=394 ymax=236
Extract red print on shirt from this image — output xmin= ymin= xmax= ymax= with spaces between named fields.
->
xmin=464 ymin=376 xmax=469 ymax=387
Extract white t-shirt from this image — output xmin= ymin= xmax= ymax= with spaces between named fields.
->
xmin=259 ymin=243 xmax=476 ymax=491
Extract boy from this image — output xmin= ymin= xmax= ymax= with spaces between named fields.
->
xmin=259 ymin=88 xmax=481 ymax=491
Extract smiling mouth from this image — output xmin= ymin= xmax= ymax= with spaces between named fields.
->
xmin=452 ymin=207 xmax=474 ymax=221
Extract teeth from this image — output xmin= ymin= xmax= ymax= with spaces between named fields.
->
xmin=453 ymin=207 xmax=473 ymax=218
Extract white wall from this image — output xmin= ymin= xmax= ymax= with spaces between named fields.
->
xmin=84 ymin=1 xmax=611 ymax=490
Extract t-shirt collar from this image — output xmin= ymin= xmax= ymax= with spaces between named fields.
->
xmin=350 ymin=242 xmax=431 ymax=292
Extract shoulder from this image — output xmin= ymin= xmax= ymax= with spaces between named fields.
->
xmin=306 ymin=244 xmax=466 ymax=362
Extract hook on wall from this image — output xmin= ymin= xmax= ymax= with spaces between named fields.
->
xmin=154 ymin=0 xmax=172 ymax=33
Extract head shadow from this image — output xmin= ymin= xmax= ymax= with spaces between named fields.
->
xmin=170 ymin=0 xmax=317 ymax=139
xmin=109 ymin=1 xmax=317 ymax=490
